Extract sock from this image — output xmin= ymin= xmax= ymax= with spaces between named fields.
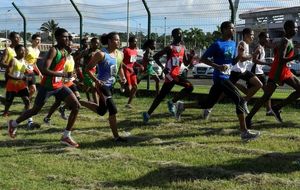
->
xmin=63 ymin=130 xmax=71 ymax=138
xmin=28 ymin=117 xmax=33 ymax=122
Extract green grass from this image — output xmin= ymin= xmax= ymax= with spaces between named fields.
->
xmin=1 ymin=86 xmax=300 ymax=190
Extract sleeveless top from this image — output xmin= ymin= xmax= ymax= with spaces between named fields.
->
xmin=97 ymin=51 xmax=118 ymax=87
xmin=123 ymin=47 xmax=138 ymax=68
xmin=6 ymin=58 xmax=27 ymax=92
xmin=40 ymin=47 xmax=67 ymax=90
xmin=25 ymin=46 xmax=40 ymax=73
xmin=268 ymin=38 xmax=294 ymax=85
xmin=247 ymin=44 xmax=265 ymax=75
xmin=4 ymin=47 xmax=16 ymax=66
xmin=165 ymin=44 xmax=185 ymax=82
xmin=232 ymin=40 xmax=252 ymax=73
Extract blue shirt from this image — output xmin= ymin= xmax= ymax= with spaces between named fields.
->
xmin=202 ymin=39 xmax=236 ymax=81
xmin=97 ymin=52 xmax=117 ymax=87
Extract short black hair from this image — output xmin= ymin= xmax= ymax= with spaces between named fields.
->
xmin=129 ymin=36 xmax=136 ymax=43
xmin=258 ymin=32 xmax=268 ymax=39
xmin=284 ymin=20 xmax=295 ymax=31
xmin=220 ymin=21 xmax=233 ymax=33
xmin=142 ymin=39 xmax=155 ymax=50
xmin=15 ymin=44 xmax=24 ymax=52
xmin=31 ymin=33 xmax=41 ymax=40
xmin=91 ymin=37 xmax=99 ymax=43
xmin=9 ymin=32 xmax=19 ymax=39
xmin=171 ymin=28 xmax=182 ymax=37
xmin=242 ymin=28 xmax=253 ymax=36
xmin=54 ymin=28 xmax=68 ymax=39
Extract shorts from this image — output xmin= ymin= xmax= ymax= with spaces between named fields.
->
xmin=124 ymin=68 xmax=137 ymax=86
xmin=247 ymin=74 xmax=267 ymax=88
xmin=26 ymin=73 xmax=36 ymax=86
xmin=6 ymin=88 xmax=29 ymax=102
xmin=34 ymin=86 xmax=73 ymax=107
xmin=230 ymin=70 xmax=255 ymax=84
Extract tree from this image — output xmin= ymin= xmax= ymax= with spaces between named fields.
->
xmin=39 ymin=19 xmax=59 ymax=45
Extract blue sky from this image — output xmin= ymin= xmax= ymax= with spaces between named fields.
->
xmin=0 ymin=0 xmax=299 ymax=35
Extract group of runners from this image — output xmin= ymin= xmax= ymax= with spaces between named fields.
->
xmin=0 ymin=19 xmax=299 ymax=148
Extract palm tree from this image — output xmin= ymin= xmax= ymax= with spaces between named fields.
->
xmin=40 ymin=19 xmax=59 ymax=45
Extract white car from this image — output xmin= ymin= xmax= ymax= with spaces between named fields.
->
xmin=192 ymin=63 xmax=214 ymax=78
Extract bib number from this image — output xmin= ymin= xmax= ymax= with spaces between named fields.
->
xmin=55 ymin=71 xmax=63 ymax=83
xmin=172 ymin=57 xmax=180 ymax=66
xmin=221 ymin=64 xmax=232 ymax=75
xmin=130 ymin=55 xmax=137 ymax=63
xmin=110 ymin=65 xmax=117 ymax=76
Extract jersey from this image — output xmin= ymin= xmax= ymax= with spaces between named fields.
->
xmin=97 ymin=52 xmax=118 ymax=87
xmin=247 ymin=44 xmax=265 ymax=75
xmin=123 ymin=47 xmax=138 ymax=68
xmin=268 ymin=38 xmax=294 ymax=85
xmin=3 ymin=47 xmax=16 ymax=66
xmin=202 ymin=38 xmax=237 ymax=82
xmin=40 ymin=48 xmax=67 ymax=90
xmin=25 ymin=46 xmax=40 ymax=74
xmin=165 ymin=44 xmax=185 ymax=82
xmin=6 ymin=58 xmax=27 ymax=92
xmin=232 ymin=40 xmax=252 ymax=73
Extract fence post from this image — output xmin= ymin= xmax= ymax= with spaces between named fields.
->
xmin=70 ymin=0 xmax=83 ymax=48
xmin=12 ymin=2 xmax=27 ymax=47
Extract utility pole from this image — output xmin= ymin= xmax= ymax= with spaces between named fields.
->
xmin=164 ymin=17 xmax=167 ymax=46
xmin=127 ymin=0 xmax=130 ymax=46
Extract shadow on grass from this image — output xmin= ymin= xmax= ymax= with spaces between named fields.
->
xmin=249 ymin=120 xmax=300 ymax=130
xmin=113 ymin=151 xmax=300 ymax=189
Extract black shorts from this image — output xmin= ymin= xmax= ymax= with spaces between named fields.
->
xmin=34 ymin=86 xmax=73 ymax=107
xmin=230 ymin=70 xmax=255 ymax=84
xmin=247 ymin=74 xmax=267 ymax=88
xmin=26 ymin=73 xmax=36 ymax=86
xmin=6 ymin=88 xmax=29 ymax=102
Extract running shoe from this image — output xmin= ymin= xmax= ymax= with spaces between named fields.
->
xmin=175 ymin=101 xmax=185 ymax=120
xmin=203 ymin=108 xmax=212 ymax=120
xmin=142 ymin=112 xmax=150 ymax=123
xmin=167 ymin=100 xmax=176 ymax=116
xmin=125 ymin=104 xmax=133 ymax=109
xmin=43 ymin=117 xmax=51 ymax=125
xmin=271 ymin=108 xmax=283 ymax=123
xmin=241 ymin=130 xmax=260 ymax=141
xmin=8 ymin=120 xmax=17 ymax=139
xmin=114 ymin=136 xmax=128 ymax=142
xmin=27 ymin=122 xmax=41 ymax=130
xmin=58 ymin=106 xmax=68 ymax=120
xmin=266 ymin=110 xmax=274 ymax=116
xmin=60 ymin=136 xmax=79 ymax=148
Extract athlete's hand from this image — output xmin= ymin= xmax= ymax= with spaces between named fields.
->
xmin=215 ymin=65 xmax=226 ymax=72
xmin=95 ymin=79 xmax=104 ymax=88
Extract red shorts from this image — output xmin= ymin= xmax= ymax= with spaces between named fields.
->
xmin=124 ymin=68 xmax=137 ymax=86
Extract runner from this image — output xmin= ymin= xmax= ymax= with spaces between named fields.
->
xmin=44 ymin=34 xmax=80 ymax=123
xmin=246 ymin=20 xmax=300 ymax=128
xmin=142 ymin=28 xmax=194 ymax=123
xmin=122 ymin=36 xmax=144 ymax=108
xmin=81 ymin=37 xmax=100 ymax=103
xmin=138 ymin=39 xmax=160 ymax=95
xmin=79 ymin=32 xmax=126 ymax=142
xmin=2 ymin=44 xmax=33 ymax=129
xmin=248 ymin=32 xmax=272 ymax=116
xmin=7 ymin=28 xmax=81 ymax=148
xmin=25 ymin=33 xmax=42 ymax=101
xmin=174 ymin=21 xmax=260 ymax=141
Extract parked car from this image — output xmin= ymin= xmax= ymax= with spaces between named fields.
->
xmin=192 ymin=63 xmax=214 ymax=78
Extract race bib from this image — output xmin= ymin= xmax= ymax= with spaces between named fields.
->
xmin=110 ymin=65 xmax=117 ymax=76
xmin=13 ymin=71 xmax=21 ymax=78
xmin=55 ymin=71 xmax=63 ymax=83
xmin=130 ymin=55 xmax=137 ymax=63
xmin=149 ymin=61 xmax=155 ymax=65
xmin=172 ymin=57 xmax=180 ymax=66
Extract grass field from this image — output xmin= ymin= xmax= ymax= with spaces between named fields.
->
xmin=1 ymin=87 xmax=300 ymax=190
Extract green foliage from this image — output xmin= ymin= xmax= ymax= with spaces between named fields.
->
xmin=39 ymin=19 xmax=59 ymax=45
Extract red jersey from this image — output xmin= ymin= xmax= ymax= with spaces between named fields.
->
xmin=268 ymin=38 xmax=294 ymax=85
xmin=123 ymin=47 xmax=138 ymax=68
xmin=165 ymin=45 xmax=185 ymax=82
